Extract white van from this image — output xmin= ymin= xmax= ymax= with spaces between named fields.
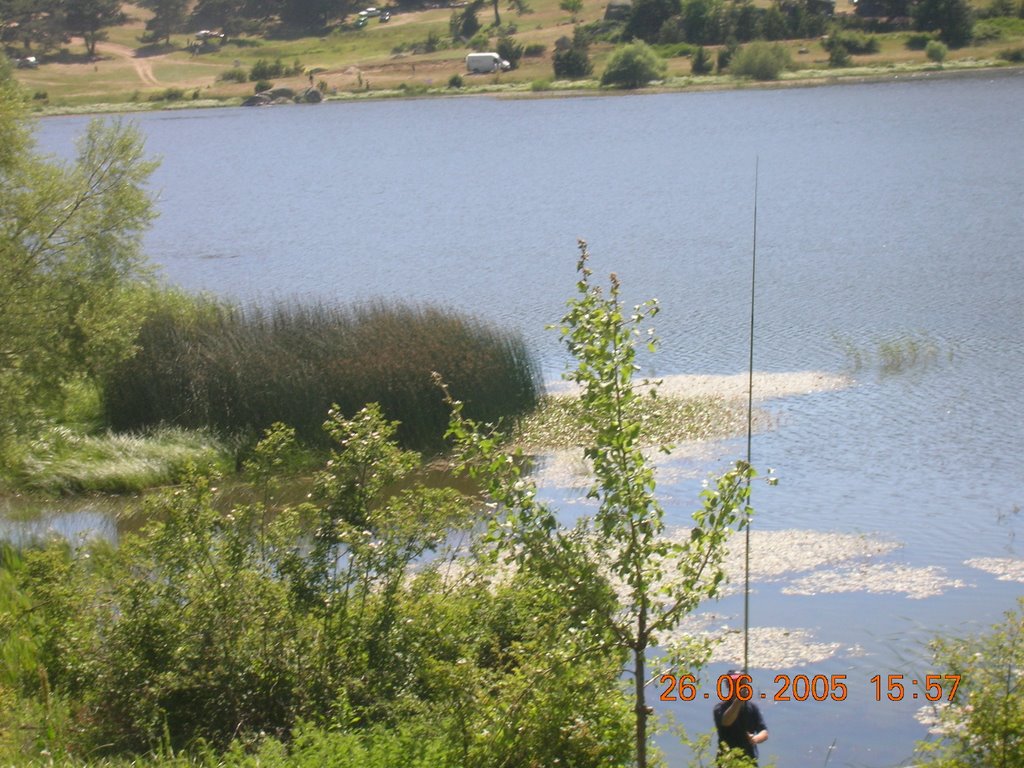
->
xmin=465 ymin=52 xmax=511 ymax=74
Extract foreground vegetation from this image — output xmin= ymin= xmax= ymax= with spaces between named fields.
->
xmin=4 ymin=0 xmax=1023 ymax=111
xmin=0 ymin=247 xmax=761 ymax=768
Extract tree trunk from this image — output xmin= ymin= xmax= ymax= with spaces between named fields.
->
xmin=492 ymin=0 xmax=501 ymax=26
xmin=635 ymin=643 xmax=648 ymax=768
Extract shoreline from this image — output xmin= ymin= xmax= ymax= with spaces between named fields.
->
xmin=27 ymin=61 xmax=1024 ymax=118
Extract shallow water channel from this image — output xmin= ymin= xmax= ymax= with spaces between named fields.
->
xmin=14 ymin=71 xmax=1024 ymax=766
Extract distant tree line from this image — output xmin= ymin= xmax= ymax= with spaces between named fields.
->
xmin=0 ymin=0 xmax=373 ymax=55
xmin=607 ymin=0 xmax=982 ymax=50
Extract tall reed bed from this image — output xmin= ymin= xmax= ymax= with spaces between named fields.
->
xmin=102 ymin=299 xmax=541 ymax=450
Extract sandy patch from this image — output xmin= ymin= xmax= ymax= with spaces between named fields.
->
xmin=782 ymin=563 xmax=968 ymax=600
xmin=964 ymin=557 xmax=1024 ymax=583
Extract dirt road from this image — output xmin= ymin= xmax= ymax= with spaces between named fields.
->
xmin=94 ymin=41 xmax=161 ymax=86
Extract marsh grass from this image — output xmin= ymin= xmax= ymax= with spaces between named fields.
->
xmin=11 ymin=426 xmax=233 ymax=495
xmin=103 ymin=299 xmax=541 ymax=451
xmin=834 ymin=331 xmax=951 ymax=377
xmin=513 ymin=392 xmax=750 ymax=451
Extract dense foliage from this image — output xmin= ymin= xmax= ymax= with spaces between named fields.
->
xmin=730 ymin=40 xmax=792 ymax=79
xmin=600 ymin=41 xmax=666 ymax=87
xmin=0 ymin=61 xmax=156 ymax=459
xmin=916 ymin=599 xmax=1024 ymax=767
xmin=0 ymin=411 xmax=632 ymax=763
xmin=552 ymin=27 xmax=593 ymax=78
xmin=0 ymin=240 xmax=758 ymax=767
xmin=102 ymin=298 xmax=541 ymax=451
xmin=444 ymin=242 xmax=756 ymax=768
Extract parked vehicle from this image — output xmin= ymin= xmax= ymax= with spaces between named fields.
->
xmin=465 ymin=52 xmax=511 ymax=73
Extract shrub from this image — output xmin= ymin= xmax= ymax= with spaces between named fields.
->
xmin=915 ymin=599 xmax=1024 ymax=767
xmin=531 ymin=77 xmax=552 ymax=90
xmin=971 ymin=20 xmax=1003 ymax=40
xmin=651 ymin=41 xmax=694 ymax=57
xmin=150 ymin=86 xmax=186 ymax=101
xmin=250 ymin=57 xmax=288 ymax=81
xmin=905 ymin=31 xmax=935 ymax=48
xmin=102 ymin=298 xmax=541 ymax=451
xmin=524 ymin=42 xmax=546 ymax=56
xmin=997 ymin=44 xmax=1024 ymax=60
xmin=253 ymin=79 xmax=272 ymax=93
xmin=828 ymin=42 xmax=851 ymax=66
xmin=925 ymin=38 xmax=948 ymax=60
xmin=717 ymin=40 xmax=738 ymax=71
xmin=826 ymin=30 xmax=880 ymax=53
xmin=552 ymin=32 xmax=593 ymax=78
xmin=448 ymin=73 xmax=464 ymax=88
xmin=468 ymin=30 xmax=491 ymax=50
xmin=691 ymin=44 xmax=713 ymax=73
xmin=601 ymin=41 xmax=665 ymax=86
xmin=218 ymin=67 xmax=249 ymax=82
xmin=730 ymin=41 xmax=791 ymax=80
xmin=497 ymin=35 xmax=525 ymax=68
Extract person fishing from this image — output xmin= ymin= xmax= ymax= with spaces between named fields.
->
xmin=713 ymin=670 xmax=769 ymax=766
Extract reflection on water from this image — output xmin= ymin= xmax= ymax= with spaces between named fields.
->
xmin=22 ymin=72 xmax=1024 ymax=767
xmin=0 ymin=496 xmax=125 ymax=546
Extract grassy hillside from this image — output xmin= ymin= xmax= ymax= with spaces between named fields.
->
xmin=8 ymin=0 xmax=1024 ymax=111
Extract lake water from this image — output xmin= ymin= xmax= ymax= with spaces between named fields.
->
xmin=24 ymin=71 xmax=1024 ymax=767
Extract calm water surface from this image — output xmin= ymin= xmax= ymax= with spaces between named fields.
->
xmin=25 ymin=72 xmax=1024 ymax=767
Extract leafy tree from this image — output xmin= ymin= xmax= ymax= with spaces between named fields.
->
xmin=761 ymin=4 xmax=789 ymax=38
xmin=625 ymin=0 xmax=682 ymax=41
xmin=600 ymin=40 xmax=666 ymax=86
xmin=560 ymin=0 xmax=584 ymax=22
xmin=679 ymin=0 xmax=724 ymax=44
xmin=0 ymin=0 xmax=67 ymax=53
xmin=691 ymin=43 xmax=713 ymax=72
xmin=916 ymin=599 xmax=1024 ymax=767
xmin=190 ymin=0 xmax=274 ymax=37
xmin=443 ymin=241 xmax=755 ymax=768
xmin=914 ymin=0 xmax=974 ymax=46
xmin=138 ymin=0 xmax=188 ymax=44
xmin=855 ymin=0 xmax=911 ymax=17
xmin=280 ymin=0 xmax=338 ymax=28
xmin=732 ymin=0 xmax=763 ymax=41
xmin=0 ymin=62 xmax=156 ymax=452
xmin=552 ymin=27 xmax=593 ymax=77
xmin=64 ymin=0 xmax=124 ymax=57
xmin=456 ymin=2 xmax=481 ymax=39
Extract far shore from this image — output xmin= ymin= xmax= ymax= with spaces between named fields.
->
xmin=25 ymin=61 xmax=1024 ymax=119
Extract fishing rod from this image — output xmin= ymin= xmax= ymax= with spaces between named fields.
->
xmin=743 ymin=159 xmax=759 ymax=675
xmin=823 ymin=737 xmax=838 ymax=767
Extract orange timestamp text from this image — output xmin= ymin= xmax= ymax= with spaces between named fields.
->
xmin=659 ymin=673 xmax=962 ymax=703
